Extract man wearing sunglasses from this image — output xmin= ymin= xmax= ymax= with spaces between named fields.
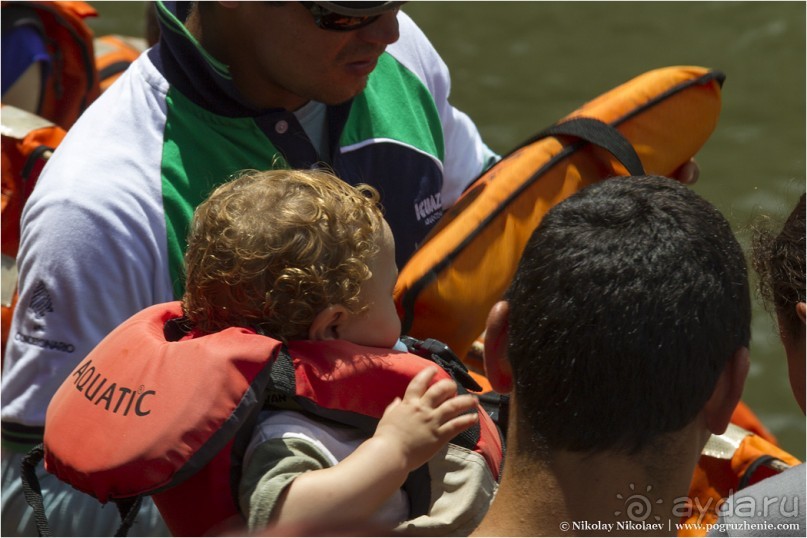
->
xmin=2 ymin=1 xmax=497 ymax=536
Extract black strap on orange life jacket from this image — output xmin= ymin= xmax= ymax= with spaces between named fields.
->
xmin=533 ymin=117 xmax=646 ymax=176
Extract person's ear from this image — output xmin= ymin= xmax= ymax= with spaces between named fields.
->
xmin=703 ymin=347 xmax=750 ymax=434
xmin=484 ymin=301 xmax=513 ymax=393
xmin=308 ymin=305 xmax=349 ymax=341
xmin=796 ymin=302 xmax=806 ymax=324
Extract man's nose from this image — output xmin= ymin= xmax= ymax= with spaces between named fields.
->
xmin=356 ymin=9 xmax=400 ymax=45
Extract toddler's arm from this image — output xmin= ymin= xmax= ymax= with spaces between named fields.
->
xmin=270 ymin=366 xmax=478 ymax=531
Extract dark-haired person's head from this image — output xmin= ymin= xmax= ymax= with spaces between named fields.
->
xmin=752 ymin=193 xmax=806 ymax=413
xmin=485 ymin=175 xmax=751 ymax=459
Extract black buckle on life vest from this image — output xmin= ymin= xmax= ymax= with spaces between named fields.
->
xmin=399 ymin=336 xmax=483 ymax=393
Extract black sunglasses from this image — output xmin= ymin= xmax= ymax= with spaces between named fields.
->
xmin=299 ymin=2 xmax=395 ymax=31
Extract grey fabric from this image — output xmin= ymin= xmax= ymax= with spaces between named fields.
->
xmin=239 ymin=436 xmax=334 ymax=531
xmin=239 ymin=426 xmax=497 ymax=536
xmin=2 ymin=449 xmax=169 ymax=537
xmin=396 ymin=444 xmax=498 ymax=537
xmin=708 ymin=464 xmax=805 ymax=537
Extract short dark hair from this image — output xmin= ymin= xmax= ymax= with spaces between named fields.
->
xmin=506 ymin=176 xmax=751 ymax=454
xmin=752 ymin=193 xmax=806 ymax=340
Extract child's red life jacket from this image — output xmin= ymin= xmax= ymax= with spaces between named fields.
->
xmin=35 ymin=302 xmax=503 ymax=536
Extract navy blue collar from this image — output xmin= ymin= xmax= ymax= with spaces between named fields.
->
xmin=152 ymin=0 xmax=277 ymax=117
xmin=150 ymin=1 xmax=354 ymax=169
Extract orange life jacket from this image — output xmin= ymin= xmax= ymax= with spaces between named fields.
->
xmin=93 ymin=34 xmax=147 ymax=92
xmin=1 ymin=1 xmax=100 ymax=130
xmin=680 ymin=424 xmax=801 ymax=536
xmin=31 ymin=302 xmax=503 ymax=536
xmin=1 ymin=105 xmax=66 ymax=363
xmin=391 ymin=65 xmax=801 ymax=537
xmin=395 ymin=66 xmax=725 ymax=362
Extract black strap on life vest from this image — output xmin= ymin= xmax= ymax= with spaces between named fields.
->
xmin=263 ymin=335 xmax=487 ymax=520
xmin=20 ymin=444 xmax=50 ymax=537
xmin=528 ymin=117 xmax=646 ymax=176
xmin=263 ymin=348 xmax=436 ymax=518
xmin=114 ymin=497 xmax=143 ymax=537
xmin=401 ymin=117 xmax=646 ymax=336
xmin=400 ymin=336 xmax=483 ymax=393
xmin=97 ymin=61 xmax=131 ymax=83
xmin=21 ymin=443 xmax=143 ymax=537
xmin=401 ymin=335 xmax=484 ymax=454
xmin=738 ymin=455 xmax=789 ymax=490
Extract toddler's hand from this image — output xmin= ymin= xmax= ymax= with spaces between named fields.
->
xmin=374 ymin=366 xmax=479 ymax=471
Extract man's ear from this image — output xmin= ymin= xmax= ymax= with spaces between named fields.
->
xmin=796 ymin=302 xmax=806 ymax=324
xmin=703 ymin=347 xmax=750 ymax=434
xmin=308 ymin=305 xmax=349 ymax=341
xmin=484 ymin=301 xmax=513 ymax=393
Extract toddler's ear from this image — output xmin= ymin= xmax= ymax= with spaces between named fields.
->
xmin=308 ymin=305 xmax=349 ymax=341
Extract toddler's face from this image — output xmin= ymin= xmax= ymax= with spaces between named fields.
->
xmin=338 ymin=220 xmax=401 ymax=348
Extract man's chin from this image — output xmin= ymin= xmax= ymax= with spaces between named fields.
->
xmin=318 ymin=77 xmax=370 ymax=106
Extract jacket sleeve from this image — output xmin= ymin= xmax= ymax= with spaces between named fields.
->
xmin=387 ymin=11 xmax=499 ymax=208
xmin=239 ymin=436 xmax=333 ymax=531
xmin=1 ymin=62 xmax=175 ymax=426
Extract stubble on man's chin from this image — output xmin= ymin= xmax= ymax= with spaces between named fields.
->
xmin=316 ymin=75 xmax=372 ymax=106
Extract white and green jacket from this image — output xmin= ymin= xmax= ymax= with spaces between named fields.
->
xmin=1 ymin=3 xmax=496 ymax=440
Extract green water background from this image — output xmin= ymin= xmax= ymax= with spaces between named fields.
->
xmin=87 ymin=1 xmax=806 ymax=459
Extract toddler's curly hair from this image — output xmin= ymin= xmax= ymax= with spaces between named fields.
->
xmin=182 ymin=169 xmax=384 ymax=340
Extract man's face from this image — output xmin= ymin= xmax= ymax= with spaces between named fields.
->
xmin=225 ymin=2 xmax=400 ymax=110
